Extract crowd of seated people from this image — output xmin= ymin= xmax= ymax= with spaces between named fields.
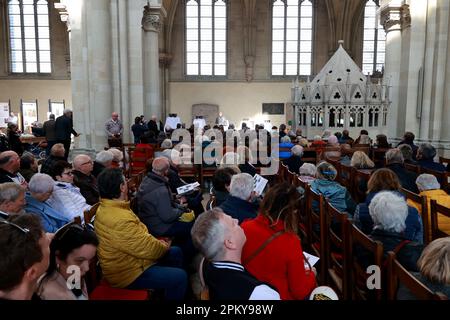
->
xmin=1 ymin=123 xmax=450 ymax=302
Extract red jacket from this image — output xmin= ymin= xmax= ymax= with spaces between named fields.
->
xmin=241 ymin=215 xmax=316 ymax=300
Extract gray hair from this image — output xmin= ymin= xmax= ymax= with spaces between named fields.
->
xmin=95 ymin=150 xmax=114 ymax=165
xmin=398 ymin=144 xmax=414 ymax=161
xmin=359 ymin=135 xmax=371 ymax=144
xmin=108 ymin=148 xmax=123 ymax=162
xmin=291 ymin=145 xmax=304 ymax=157
xmin=161 ymin=139 xmax=173 ymax=149
xmin=385 ymin=148 xmax=404 ymax=165
xmin=299 ymin=163 xmax=317 ymax=176
xmin=369 ymin=191 xmax=408 ymax=233
xmin=313 ymin=135 xmax=322 ymax=141
xmin=229 ymin=173 xmax=254 ymax=201
xmin=29 ymin=173 xmax=54 ymax=194
xmin=418 ymin=143 xmax=437 ymax=160
xmin=281 ymin=136 xmax=291 ymax=143
xmin=322 ymin=129 xmax=331 ymax=139
xmin=416 ymin=174 xmax=440 ymax=192
xmin=0 ymin=183 xmax=24 ymax=204
xmin=63 ymin=109 xmax=72 ymax=115
xmin=191 ymin=208 xmax=227 ymax=260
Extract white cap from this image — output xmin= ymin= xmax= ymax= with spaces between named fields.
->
xmin=309 ymin=286 xmax=339 ymax=300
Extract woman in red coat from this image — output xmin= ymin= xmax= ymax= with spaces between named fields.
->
xmin=241 ymin=182 xmax=317 ymax=300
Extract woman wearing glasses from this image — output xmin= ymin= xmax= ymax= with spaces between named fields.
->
xmin=37 ymin=222 xmax=98 ymax=300
xmin=47 ymin=161 xmax=91 ymax=222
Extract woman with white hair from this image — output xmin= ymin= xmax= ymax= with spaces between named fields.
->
xmin=310 ymin=162 xmax=356 ymax=215
xmin=299 ymin=163 xmax=317 ymax=184
xmin=279 ymin=136 xmax=294 ymax=160
xmin=93 ymin=150 xmax=114 ymax=177
xmin=25 ymin=173 xmax=71 ymax=232
xmin=283 ymin=145 xmax=304 ymax=174
xmin=368 ymin=191 xmax=424 ymax=271
xmin=408 ymin=174 xmax=450 ymax=241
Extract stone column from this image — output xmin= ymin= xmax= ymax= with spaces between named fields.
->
xmin=142 ymin=4 xmax=165 ymax=121
xmin=380 ymin=0 xmax=403 ymax=140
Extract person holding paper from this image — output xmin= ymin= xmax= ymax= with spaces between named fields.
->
xmin=241 ymin=182 xmax=317 ymax=300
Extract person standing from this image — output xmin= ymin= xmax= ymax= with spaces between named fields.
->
xmin=43 ymin=114 xmax=57 ymax=156
xmin=147 ymin=115 xmax=161 ymax=137
xmin=7 ymin=112 xmax=18 ymax=126
xmin=105 ymin=112 xmax=124 ymax=148
xmin=215 ymin=112 xmax=228 ymax=126
xmin=55 ymin=109 xmax=79 ymax=160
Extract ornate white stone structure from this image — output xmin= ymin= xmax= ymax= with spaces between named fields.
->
xmin=291 ymin=41 xmax=390 ymax=139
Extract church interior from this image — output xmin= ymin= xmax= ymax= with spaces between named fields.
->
xmin=0 ymin=0 xmax=449 ymax=302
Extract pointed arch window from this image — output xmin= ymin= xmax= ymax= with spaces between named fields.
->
xmin=185 ymin=0 xmax=227 ymax=77
xmin=271 ymin=0 xmax=313 ymax=76
xmin=362 ymin=0 xmax=385 ymax=75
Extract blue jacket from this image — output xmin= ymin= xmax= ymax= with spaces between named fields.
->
xmin=278 ymin=142 xmax=294 ymax=159
xmin=310 ymin=179 xmax=356 ymax=215
xmin=418 ymin=159 xmax=446 ymax=173
xmin=354 ymin=191 xmax=424 ymax=244
xmin=25 ymin=193 xmax=71 ymax=233
xmin=219 ymin=195 xmax=258 ymax=224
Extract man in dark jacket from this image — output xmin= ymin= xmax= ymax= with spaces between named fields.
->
xmin=55 ymin=109 xmax=79 ymax=160
xmin=0 ymin=151 xmax=27 ymax=187
xmin=147 ymin=115 xmax=162 ymax=137
xmin=40 ymin=143 xmax=66 ymax=176
xmin=43 ymin=114 xmax=56 ymax=156
xmin=72 ymin=154 xmax=99 ymax=205
xmin=417 ymin=143 xmax=446 ymax=172
xmin=137 ymin=157 xmax=196 ymax=262
xmin=219 ymin=173 xmax=258 ymax=224
xmin=385 ymin=148 xmax=419 ymax=193
xmin=396 ymin=132 xmax=419 ymax=160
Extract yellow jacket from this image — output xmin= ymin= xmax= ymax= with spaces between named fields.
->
xmin=94 ymin=199 xmax=168 ymax=288
xmin=407 ymin=189 xmax=450 ymax=242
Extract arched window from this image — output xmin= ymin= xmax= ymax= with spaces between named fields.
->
xmin=185 ymin=0 xmax=227 ymax=77
xmin=362 ymin=0 xmax=385 ymax=75
xmin=272 ymin=0 xmax=313 ymax=76
xmin=7 ymin=0 xmax=51 ymax=74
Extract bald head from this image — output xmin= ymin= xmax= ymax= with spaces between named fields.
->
xmin=112 ymin=112 xmax=119 ymax=120
xmin=0 ymin=151 xmax=20 ymax=173
xmin=151 ymin=115 xmax=157 ymax=121
xmin=152 ymin=157 xmax=170 ymax=176
xmin=73 ymin=154 xmax=93 ymax=175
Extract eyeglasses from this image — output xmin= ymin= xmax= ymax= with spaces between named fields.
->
xmin=62 ymin=171 xmax=73 ymax=176
xmin=81 ymin=160 xmax=93 ymax=166
xmin=0 ymin=220 xmax=30 ymax=234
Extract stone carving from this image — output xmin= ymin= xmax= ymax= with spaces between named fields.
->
xmin=142 ymin=5 xmax=161 ymax=33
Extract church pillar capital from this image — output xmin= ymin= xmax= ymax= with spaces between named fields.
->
xmin=142 ymin=5 xmax=166 ymax=33
xmin=54 ymin=2 xmax=71 ymax=33
xmin=379 ymin=2 xmax=410 ymax=33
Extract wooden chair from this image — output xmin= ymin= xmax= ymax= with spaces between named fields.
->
xmin=304 ymin=185 xmax=327 ymax=284
xmin=302 ymin=147 xmax=318 ymax=164
xmin=352 ymin=144 xmax=370 ymax=155
xmin=352 ymin=168 xmax=372 ymax=203
xmin=200 ymin=163 xmax=217 ymax=187
xmin=347 ymin=223 xmax=384 ymax=300
xmin=430 ymin=199 xmax=450 ymax=239
xmin=438 ymin=156 xmax=450 ymax=168
xmin=371 ymin=148 xmax=390 ymax=168
xmin=326 ymin=158 xmax=341 ymax=183
xmin=402 ymin=188 xmax=430 ymax=244
xmin=386 ymin=251 xmax=447 ymax=300
xmin=339 ymin=164 xmax=353 ymax=194
xmin=178 ymin=164 xmax=199 ymax=182
xmin=128 ymin=146 xmax=153 ymax=177
xmin=83 ymin=203 xmax=100 ymax=227
xmin=404 ymin=162 xmax=420 ymax=174
xmin=323 ymin=200 xmax=351 ymax=299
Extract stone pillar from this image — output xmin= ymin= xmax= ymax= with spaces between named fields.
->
xmin=63 ymin=0 xmax=112 ymax=152
xmin=380 ymin=0 xmax=404 ymax=140
xmin=142 ymin=4 xmax=165 ymax=121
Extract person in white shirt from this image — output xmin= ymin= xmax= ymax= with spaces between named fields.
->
xmin=47 ymin=160 xmax=91 ymax=222
xmin=191 ymin=207 xmax=281 ymax=300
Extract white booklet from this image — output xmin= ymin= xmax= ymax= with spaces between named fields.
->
xmin=253 ymin=174 xmax=268 ymax=196
xmin=303 ymin=252 xmax=320 ymax=269
xmin=177 ymin=182 xmax=200 ymax=195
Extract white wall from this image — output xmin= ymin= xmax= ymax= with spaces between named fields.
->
xmin=169 ymin=81 xmax=292 ymax=128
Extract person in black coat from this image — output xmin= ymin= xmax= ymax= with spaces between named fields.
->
xmin=282 ymin=145 xmax=304 ymax=174
xmin=385 ymin=148 xmax=419 ymax=193
xmin=147 ymin=115 xmax=162 ymax=137
xmin=7 ymin=123 xmax=23 ymax=156
xmin=55 ymin=110 xmax=79 ymax=160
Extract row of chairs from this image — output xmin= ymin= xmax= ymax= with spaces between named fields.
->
xmin=279 ymin=165 xmax=448 ymax=300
